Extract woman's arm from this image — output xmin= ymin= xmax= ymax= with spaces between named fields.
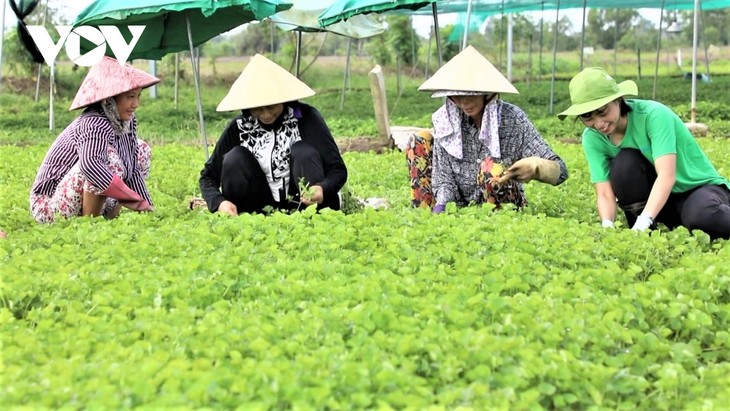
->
xmin=595 ymin=181 xmax=617 ymax=225
xmin=500 ymin=104 xmax=568 ymax=185
xmin=77 ymin=116 xmax=117 ymax=191
xmin=432 ymin=142 xmax=458 ymax=207
xmin=126 ymin=120 xmax=153 ymax=205
xmin=642 ymin=154 xmax=676 ymax=221
xmin=297 ymin=105 xmax=347 ymax=199
xmin=199 ymin=118 xmax=240 ymax=212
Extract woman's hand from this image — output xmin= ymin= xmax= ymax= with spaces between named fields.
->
xmin=498 ymin=157 xmax=561 ymax=185
xmin=218 ymin=200 xmax=239 ymax=216
xmin=300 ymin=185 xmax=324 ymax=206
xmin=0 ymin=230 xmax=6 ymax=239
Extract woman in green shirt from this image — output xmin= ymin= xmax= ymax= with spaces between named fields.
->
xmin=559 ymin=67 xmax=730 ymax=240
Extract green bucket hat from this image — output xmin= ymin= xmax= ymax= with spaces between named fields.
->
xmin=558 ymin=67 xmax=638 ymax=120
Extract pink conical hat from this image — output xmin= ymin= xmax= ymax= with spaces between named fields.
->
xmin=69 ymin=56 xmax=160 ymax=111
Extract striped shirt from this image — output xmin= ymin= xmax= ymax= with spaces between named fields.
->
xmin=30 ymin=107 xmax=152 ymax=204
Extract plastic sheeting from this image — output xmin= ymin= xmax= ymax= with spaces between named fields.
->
xmin=411 ymin=0 xmax=730 ymax=16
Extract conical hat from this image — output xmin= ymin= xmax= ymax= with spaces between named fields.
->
xmin=418 ymin=46 xmax=518 ymax=96
xmin=217 ymin=54 xmax=316 ymax=111
xmin=70 ymin=56 xmax=160 ymax=110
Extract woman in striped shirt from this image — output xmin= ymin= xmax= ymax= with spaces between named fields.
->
xmin=30 ymin=56 xmax=160 ymax=223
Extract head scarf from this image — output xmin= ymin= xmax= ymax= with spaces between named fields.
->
xmin=431 ymin=95 xmax=501 ymax=160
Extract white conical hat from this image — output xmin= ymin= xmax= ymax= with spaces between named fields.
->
xmin=217 ymin=54 xmax=316 ymax=111
xmin=418 ymin=45 xmax=519 ymax=96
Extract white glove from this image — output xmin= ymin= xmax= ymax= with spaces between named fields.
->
xmin=601 ymin=220 xmax=615 ymax=228
xmin=632 ymin=215 xmax=653 ymax=231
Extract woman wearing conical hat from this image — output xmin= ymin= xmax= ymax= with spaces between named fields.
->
xmin=199 ymin=54 xmax=347 ymax=215
xmin=559 ymin=67 xmax=730 ymax=238
xmin=30 ymin=56 xmax=159 ymax=223
xmin=407 ymin=46 xmax=568 ymax=212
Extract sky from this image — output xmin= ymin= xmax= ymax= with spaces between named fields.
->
xmin=1 ymin=0 xmax=663 ymax=41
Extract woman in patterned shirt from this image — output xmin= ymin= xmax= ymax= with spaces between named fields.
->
xmin=407 ymin=46 xmax=568 ymax=213
xmin=30 ymin=56 xmax=159 ymax=223
xmin=199 ymin=54 xmax=347 ymax=216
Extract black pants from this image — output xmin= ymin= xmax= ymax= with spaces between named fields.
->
xmin=220 ymin=141 xmax=340 ymax=214
xmin=610 ymin=149 xmax=730 ymax=240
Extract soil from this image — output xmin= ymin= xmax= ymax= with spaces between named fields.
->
xmin=2 ymin=75 xmax=53 ymax=95
xmin=336 ymin=136 xmax=397 ymax=154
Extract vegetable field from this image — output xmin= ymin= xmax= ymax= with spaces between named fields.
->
xmin=2 ymin=140 xmax=729 ymax=409
xmin=1 ymin=64 xmax=730 ymax=409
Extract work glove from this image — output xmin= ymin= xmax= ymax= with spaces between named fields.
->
xmin=602 ymin=220 xmax=615 ymax=228
xmin=120 ymin=199 xmax=154 ymax=212
xmin=499 ymin=157 xmax=561 ymax=185
xmin=631 ymin=214 xmax=653 ymax=232
xmin=101 ymin=175 xmax=153 ymax=212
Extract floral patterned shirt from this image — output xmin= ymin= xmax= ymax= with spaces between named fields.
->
xmin=432 ymin=100 xmax=568 ymax=206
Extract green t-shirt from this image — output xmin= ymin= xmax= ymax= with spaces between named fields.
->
xmin=582 ymin=99 xmax=730 ymax=193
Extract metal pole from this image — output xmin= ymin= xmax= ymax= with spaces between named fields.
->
xmin=270 ymin=19 xmax=275 ymax=54
xmin=701 ymin=8 xmax=710 ymax=81
xmin=410 ymin=22 xmax=416 ymax=68
xmin=538 ymin=1 xmax=544 ymax=82
xmin=35 ymin=0 xmax=49 ymax=102
xmin=148 ymin=60 xmax=157 ymax=98
xmin=579 ymin=0 xmax=587 ymax=70
xmin=49 ymin=63 xmax=54 ymax=130
xmin=340 ymin=38 xmax=352 ymax=110
xmin=690 ymin=0 xmax=700 ymax=123
xmin=462 ymin=0 xmax=474 ymax=50
xmin=0 ymin=0 xmax=7 ymax=90
xmin=187 ymin=14 xmax=209 ymax=159
xmin=527 ymin=32 xmax=533 ymax=84
xmin=174 ymin=53 xmax=179 ymax=109
xmin=549 ymin=0 xmax=560 ymax=115
xmin=295 ymin=31 xmax=301 ymax=78
xmin=498 ymin=0 xmax=504 ymax=70
xmin=613 ymin=11 xmax=618 ymax=75
xmin=507 ymin=14 xmax=513 ymax=81
xmin=425 ymin=25 xmax=432 ymax=78
xmin=653 ymin=0 xmax=666 ymax=99
xmin=432 ymin=4 xmax=442 ymax=67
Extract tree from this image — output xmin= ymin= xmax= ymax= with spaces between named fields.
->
xmin=4 ymin=0 xmax=66 ymax=72
xmin=201 ymin=38 xmax=236 ymax=77
xmin=586 ymin=8 xmax=639 ymax=50
xmin=703 ymin=9 xmax=730 ymax=45
xmin=231 ymin=22 xmax=279 ymax=55
xmin=616 ymin=16 xmax=658 ymax=51
xmin=2 ymin=30 xmax=36 ymax=76
xmin=486 ymin=13 xmax=539 ymax=54
xmin=543 ymin=15 xmax=579 ymax=52
xmin=386 ymin=15 xmax=420 ymax=66
xmin=365 ymin=30 xmax=391 ymax=66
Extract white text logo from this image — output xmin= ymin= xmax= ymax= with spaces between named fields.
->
xmin=26 ymin=25 xmax=145 ymax=66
